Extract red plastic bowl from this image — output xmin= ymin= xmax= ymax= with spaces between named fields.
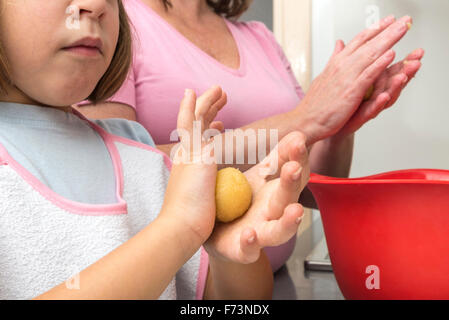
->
xmin=308 ymin=169 xmax=449 ymax=300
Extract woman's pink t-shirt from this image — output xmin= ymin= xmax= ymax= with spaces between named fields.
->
xmin=112 ymin=0 xmax=304 ymax=145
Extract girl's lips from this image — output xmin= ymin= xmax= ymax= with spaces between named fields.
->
xmin=62 ymin=45 xmax=102 ymax=57
xmin=62 ymin=37 xmax=103 ymax=57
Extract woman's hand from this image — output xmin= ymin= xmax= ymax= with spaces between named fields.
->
xmin=334 ymin=47 xmax=424 ymax=138
xmin=160 ymin=86 xmax=227 ymax=247
xmin=296 ymin=15 xmax=421 ymax=145
xmin=204 ymin=131 xmax=310 ymax=264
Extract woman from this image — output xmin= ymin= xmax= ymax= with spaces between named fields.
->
xmin=77 ymin=0 xmax=424 ymax=272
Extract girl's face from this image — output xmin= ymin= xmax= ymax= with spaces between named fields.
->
xmin=0 ymin=0 xmax=119 ymax=107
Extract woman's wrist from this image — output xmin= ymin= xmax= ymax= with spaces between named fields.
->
xmin=321 ymin=131 xmax=355 ymax=149
xmin=291 ymin=100 xmax=325 ymax=147
xmin=205 ymin=250 xmax=273 ymax=299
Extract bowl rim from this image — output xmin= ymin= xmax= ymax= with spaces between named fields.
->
xmin=309 ymin=168 xmax=449 ymax=185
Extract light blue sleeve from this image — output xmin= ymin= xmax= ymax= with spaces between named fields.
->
xmin=93 ymin=119 xmax=156 ymax=148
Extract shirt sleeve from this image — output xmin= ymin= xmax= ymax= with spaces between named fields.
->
xmin=75 ymin=66 xmax=137 ymax=109
xmin=93 ymin=118 xmax=156 ymax=147
xmin=246 ymin=21 xmax=305 ymax=99
xmin=105 ymin=66 xmax=137 ymax=110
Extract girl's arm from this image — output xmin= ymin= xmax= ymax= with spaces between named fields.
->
xmin=39 ymin=88 xmax=228 ymax=300
xmin=35 ymin=215 xmax=201 ymax=300
xmin=204 ymin=250 xmax=273 ymax=300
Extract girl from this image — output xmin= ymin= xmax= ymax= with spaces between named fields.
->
xmin=0 ymin=0 xmax=308 ymax=299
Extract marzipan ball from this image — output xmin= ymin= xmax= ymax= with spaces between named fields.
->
xmin=364 ymin=85 xmax=374 ymax=101
xmin=215 ymin=168 xmax=253 ymax=223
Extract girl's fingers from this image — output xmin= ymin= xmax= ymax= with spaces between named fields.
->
xmin=209 ymin=121 xmax=224 ymax=133
xmin=238 ymin=228 xmax=261 ymax=264
xmin=258 ymin=203 xmax=304 ymax=248
xmin=343 ymin=15 xmax=397 ymax=55
xmin=351 ymin=16 xmax=412 ymax=74
xmin=177 ymin=89 xmax=197 ymax=133
xmin=204 ymin=91 xmax=227 ymax=125
xmin=195 ymin=86 xmax=223 ymax=120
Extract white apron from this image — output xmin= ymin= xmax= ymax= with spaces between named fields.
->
xmin=0 ymin=114 xmax=207 ymax=300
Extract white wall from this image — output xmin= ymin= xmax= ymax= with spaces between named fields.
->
xmin=312 ymin=0 xmax=449 ymax=177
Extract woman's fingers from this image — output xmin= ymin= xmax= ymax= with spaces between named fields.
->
xmin=343 ymin=15 xmax=396 ymax=55
xmin=351 ymin=16 xmax=412 ymax=75
xmin=238 ymin=228 xmax=261 ymax=264
xmin=342 ymin=92 xmax=392 ymax=134
xmin=386 ymin=49 xmax=424 ymax=78
xmin=257 ymin=203 xmax=304 ymax=248
xmin=382 ymin=73 xmax=409 ymax=109
xmin=356 ymin=49 xmax=396 ymax=95
xmin=268 ymin=161 xmax=305 ymax=220
xmin=331 ymin=39 xmax=346 ymax=58
xmin=404 ymin=48 xmax=425 ymax=62
xmin=401 ymin=60 xmax=422 ymax=84
xmin=258 ymin=131 xmax=307 ymax=180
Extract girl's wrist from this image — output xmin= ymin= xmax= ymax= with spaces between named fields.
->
xmin=153 ymin=214 xmax=205 ymax=259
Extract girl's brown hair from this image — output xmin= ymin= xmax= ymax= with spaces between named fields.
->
xmin=162 ymin=0 xmax=252 ymax=19
xmin=0 ymin=0 xmax=133 ymax=104
xmin=0 ymin=34 xmax=11 ymax=95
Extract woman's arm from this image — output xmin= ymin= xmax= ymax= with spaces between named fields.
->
xmin=204 ymin=250 xmax=273 ymax=300
xmin=35 ymin=215 xmax=201 ymax=300
xmin=73 ymin=102 xmax=137 ymax=121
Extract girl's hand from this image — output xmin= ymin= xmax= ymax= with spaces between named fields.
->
xmin=160 ymin=86 xmax=227 ymax=247
xmin=204 ymin=131 xmax=310 ymax=264
xmin=297 ymin=15 xmax=420 ymax=145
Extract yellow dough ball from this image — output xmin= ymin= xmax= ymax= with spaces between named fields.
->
xmin=364 ymin=85 xmax=374 ymax=101
xmin=215 ymin=168 xmax=253 ymax=223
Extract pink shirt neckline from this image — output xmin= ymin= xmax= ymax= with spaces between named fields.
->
xmin=135 ymin=0 xmax=247 ymax=77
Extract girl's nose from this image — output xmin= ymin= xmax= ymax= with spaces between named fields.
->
xmin=72 ymin=0 xmax=108 ymax=20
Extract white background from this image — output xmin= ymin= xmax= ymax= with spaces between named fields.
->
xmin=312 ymin=0 xmax=449 ymax=177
